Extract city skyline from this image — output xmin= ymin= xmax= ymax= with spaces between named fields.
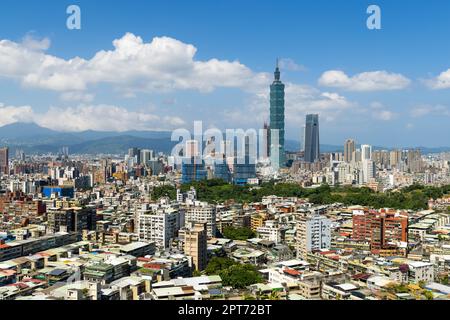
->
xmin=0 ymin=1 xmax=449 ymax=147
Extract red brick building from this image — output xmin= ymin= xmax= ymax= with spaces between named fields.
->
xmin=352 ymin=209 xmax=408 ymax=252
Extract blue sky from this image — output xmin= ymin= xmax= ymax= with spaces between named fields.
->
xmin=0 ymin=0 xmax=449 ymax=147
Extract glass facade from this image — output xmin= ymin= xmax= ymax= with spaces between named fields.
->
xmin=269 ymin=63 xmax=286 ymax=169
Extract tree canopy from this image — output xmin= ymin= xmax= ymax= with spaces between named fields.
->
xmin=151 ymin=180 xmax=450 ymax=210
xmin=204 ymin=257 xmax=263 ymax=289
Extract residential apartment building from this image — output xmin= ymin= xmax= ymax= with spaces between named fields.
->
xmin=182 ymin=222 xmax=208 ymax=271
xmin=185 ymin=202 xmax=216 ymax=237
xmin=296 ymin=215 xmax=331 ymax=259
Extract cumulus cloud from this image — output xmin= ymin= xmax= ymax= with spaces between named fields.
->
xmin=318 ymin=70 xmax=411 ymax=91
xmin=425 ymin=68 xmax=450 ymax=89
xmin=0 ymin=103 xmax=35 ymax=126
xmin=0 ymin=103 xmax=185 ymax=132
xmin=370 ymin=102 xmax=397 ymax=121
xmin=21 ymin=34 xmax=51 ymax=51
xmin=0 ymin=33 xmax=267 ymax=94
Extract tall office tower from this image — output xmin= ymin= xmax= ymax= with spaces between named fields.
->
xmin=0 ymin=147 xmax=9 ymax=175
xmin=344 ymin=139 xmax=356 ymax=163
xmin=360 ymin=144 xmax=374 ymax=183
xmin=128 ymin=147 xmax=141 ymax=164
xmin=361 ymin=144 xmax=372 ymax=161
xmin=304 ymin=114 xmax=320 ymax=163
xmin=296 ymin=215 xmax=331 ymax=259
xmin=140 ymin=149 xmax=154 ymax=165
xmin=138 ymin=206 xmax=181 ymax=249
xmin=262 ymin=121 xmax=271 ymax=159
xmin=269 ymin=60 xmax=286 ymax=169
xmin=185 ymin=203 xmax=217 ymax=237
xmin=183 ymin=222 xmax=208 ymax=271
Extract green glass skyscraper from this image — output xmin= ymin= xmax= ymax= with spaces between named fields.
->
xmin=269 ymin=60 xmax=286 ymax=169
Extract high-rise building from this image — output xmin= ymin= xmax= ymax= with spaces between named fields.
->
xmin=128 ymin=148 xmax=141 ymax=165
xmin=344 ymin=139 xmax=355 ymax=163
xmin=360 ymin=144 xmax=374 ymax=183
xmin=269 ymin=60 xmax=286 ymax=169
xmin=296 ymin=215 xmax=331 ymax=259
xmin=361 ymin=144 xmax=372 ymax=161
xmin=262 ymin=121 xmax=270 ymax=159
xmin=390 ymin=149 xmax=402 ymax=168
xmin=362 ymin=159 xmax=376 ymax=183
xmin=407 ymin=149 xmax=422 ymax=173
xmin=304 ymin=114 xmax=320 ymax=163
xmin=182 ymin=222 xmax=208 ymax=271
xmin=140 ymin=149 xmax=154 ymax=165
xmin=0 ymin=147 xmax=9 ymax=175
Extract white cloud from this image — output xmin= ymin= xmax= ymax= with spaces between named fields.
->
xmin=0 ymin=33 xmax=267 ymax=94
xmin=0 ymin=103 xmax=185 ymax=132
xmin=318 ymin=70 xmax=411 ymax=91
xmin=21 ymin=34 xmax=51 ymax=51
xmin=0 ymin=103 xmax=34 ymax=126
xmin=426 ymin=68 xmax=450 ymax=89
xmin=374 ymin=110 xmax=396 ymax=121
xmin=370 ymin=102 xmax=397 ymax=121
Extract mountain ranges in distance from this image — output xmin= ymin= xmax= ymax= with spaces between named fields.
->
xmin=0 ymin=123 xmax=449 ymax=156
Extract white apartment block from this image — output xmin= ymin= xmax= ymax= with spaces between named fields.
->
xmin=256 ymin=220 xmax=283 ymax=244
xmin=407 ymin=261 xmax=435 ymax=284
xmin=185 ymin=202 xmax=216 ymax=237
xmin=296 ymin=215 xmax=331 ymax=259
xmin=138 ymin=206 xmax=181 ymax=249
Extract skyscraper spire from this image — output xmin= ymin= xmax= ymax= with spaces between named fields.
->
xmin=274 ymin=58 xmax=281 ymax=81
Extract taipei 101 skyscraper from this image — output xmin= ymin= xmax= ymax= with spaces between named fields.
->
xmin=269 ymin=60 xmax=286 ymax=169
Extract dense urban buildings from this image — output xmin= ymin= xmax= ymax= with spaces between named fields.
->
xmin=0 ymin=57 xmax=449 ymax=301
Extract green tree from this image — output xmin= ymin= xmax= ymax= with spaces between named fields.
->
xmin=218 ymin=264 xmax=263 ymax=289
xmin=204 ymin=257 xmax=237 ymax=275
xmin=222 ymin=227 xmax=255 ymax=241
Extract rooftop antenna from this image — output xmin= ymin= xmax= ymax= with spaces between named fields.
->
xmin=274 ymin=57 xmax=281 ymax=81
